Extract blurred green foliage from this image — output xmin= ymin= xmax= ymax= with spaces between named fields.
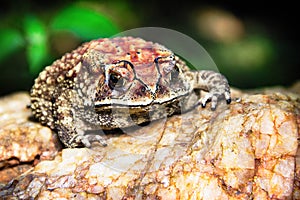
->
xmin=211 ymin=34 xmax=278 ymax=88
xmin=0 ymin=29 xmax=24 ymax=62
xmin=0 ymin=3 xmax=120 ymax=77
xmin=24 ymin=15 xmax=49 ymax=75
xmin=51 ymin=5 xmax=119 ymax=40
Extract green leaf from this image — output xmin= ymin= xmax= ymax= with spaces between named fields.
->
xmin=24 ymin=15 xmax=49 ymax=75
xmin=0 ymin=29 xmax=24 ymax=62
xmin=50 ymin=5 xmax=120 ymax=40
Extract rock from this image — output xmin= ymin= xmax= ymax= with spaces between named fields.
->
xmin=0 ymin=93 xmax=60 ymax=184
xmin=0 ymin=85 xmax=299 ymax=199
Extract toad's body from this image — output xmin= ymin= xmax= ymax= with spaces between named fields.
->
xmin=30 ymin=37 xmax=231 ymax=147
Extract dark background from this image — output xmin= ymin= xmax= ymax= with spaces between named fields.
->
xmin=0 ymin=0 xmax=299 ymax=96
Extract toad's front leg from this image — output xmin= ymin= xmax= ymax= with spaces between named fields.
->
xmin=187 ymin=70 xmax=231 ymax=110
xmin=53 ymin=89 xmax=107 ymax=148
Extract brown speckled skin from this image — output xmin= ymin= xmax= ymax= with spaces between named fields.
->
xmin=30 ymin=37 xmax=231 ymax=148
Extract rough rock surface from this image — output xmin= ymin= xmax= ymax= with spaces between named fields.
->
xmin=0 ymin=93 xmax=60 ymax=184
xmin=0 ymin=84 xmax=299 ymax=199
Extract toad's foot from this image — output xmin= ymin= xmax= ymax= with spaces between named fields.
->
xmin=69 ymin=132 xmax=107 ymax=148
xmin=199 ymin=88 xmax=231 ymax=110
xmin=191 ymin=70 xmax=231 ymax=110
xmin=78 ymin=134 xmax=107 ymax=148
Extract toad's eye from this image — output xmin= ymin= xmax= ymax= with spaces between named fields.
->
xmin=108 ymin=73 xmax=126 ymax=90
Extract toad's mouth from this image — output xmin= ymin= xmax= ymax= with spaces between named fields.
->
xmin=94 ymin=96 xmax=183 ymax=113
xmin=94 ymin=91 xmax=190 ymax=109
xmin=94 ymin=101 xmax=167 ymax=112
xmin=94 ymin=99 xmax=155 ymax=109
xmin=95 ymin=105 xmax=150 ymax=115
